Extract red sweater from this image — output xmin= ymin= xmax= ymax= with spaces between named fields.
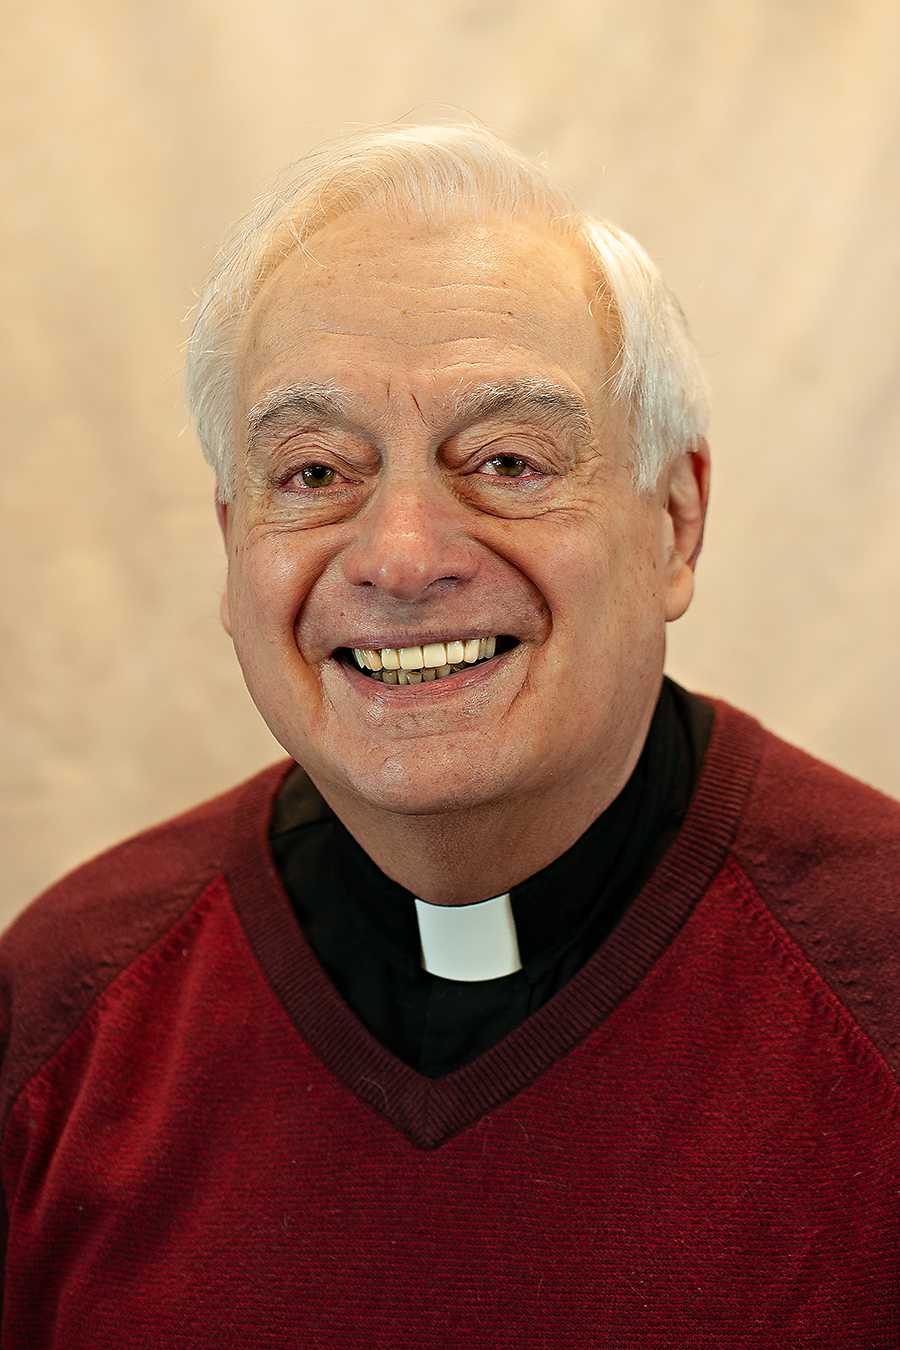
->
xmin=1 ymin=700 xmax=899 ymax=1347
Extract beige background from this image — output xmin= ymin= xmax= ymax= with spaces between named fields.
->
xmin=2 ymin=0 xmax=898 ymax=926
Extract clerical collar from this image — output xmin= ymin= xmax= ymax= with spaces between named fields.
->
xmin=414 ymin=894 xmax=522 ymax=982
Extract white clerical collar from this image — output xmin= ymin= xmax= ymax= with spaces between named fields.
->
xmin=414 ymin=893 xmax=522 ymax=982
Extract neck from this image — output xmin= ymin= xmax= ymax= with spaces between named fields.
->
xmin=311 ymin=739 xmax=647 ymax=907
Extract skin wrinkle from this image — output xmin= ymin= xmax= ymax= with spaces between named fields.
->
xmin=246 ymin=378 xmax=594 ymax=482
xmin=283 ymin=307 xmax=568 ymax=339
xmin=246 ymin=384 xmax=349 ymax=450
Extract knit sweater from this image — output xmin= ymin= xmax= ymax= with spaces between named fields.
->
xmin=1 ymin=699 xmax=899 ymax=1347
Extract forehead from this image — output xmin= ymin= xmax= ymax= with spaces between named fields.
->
xmin=236 ymin=211 xmax=613 ymax=421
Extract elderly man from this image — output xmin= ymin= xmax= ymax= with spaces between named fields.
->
xmin=1 ymin=125 xmax=898 ymax=1346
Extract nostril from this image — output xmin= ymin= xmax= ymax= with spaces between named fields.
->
xmin=341 ymin=522 xmax=481 ymax=600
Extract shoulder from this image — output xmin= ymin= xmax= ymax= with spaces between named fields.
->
xmin=732 ymin=710 xmax=900 ymax=881
xmin=708 ymin=698 xmax=900 ymax=1068
xmin=723 ymin=706 xmax=900 ymax=911
xmin=0 ymin=762 xmax=292 ymax=1121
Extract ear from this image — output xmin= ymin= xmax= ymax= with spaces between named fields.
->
xmin=215 ymin=493 xmax=233 ymax=636
xmin=215 ymin=493 xmax=230 ymax=541
xmin=662 ymin=439 xmax=710 ymax=623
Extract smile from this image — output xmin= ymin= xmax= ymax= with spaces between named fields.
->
xmin=348 ymin=636 xmax=506 ymax=684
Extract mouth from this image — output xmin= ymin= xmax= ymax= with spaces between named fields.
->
xmin=340 ymin=636 xmax=516 ymax=685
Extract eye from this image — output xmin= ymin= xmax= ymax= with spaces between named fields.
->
xmin=479 ymin=455 xmax=537 ymax=479
xmin=296 ymin=464 xmax=336 ymax=488
xmin=277 ymin=463 xmax=340 ymax=491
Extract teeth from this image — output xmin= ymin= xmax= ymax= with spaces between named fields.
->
xmin=350 ymin=636 xmax=503 ymax=681
xmin=422 ymin=642 xmax=447 ymax=669
xmin=399 ymin=646 xmax=423 ymax=671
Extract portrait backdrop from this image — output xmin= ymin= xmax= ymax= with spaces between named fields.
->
xmin=2 ymin=0 xmax=898 ymax=923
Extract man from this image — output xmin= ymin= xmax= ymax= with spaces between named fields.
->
xmin=1 ymin=124 xmax=898 ymax=1346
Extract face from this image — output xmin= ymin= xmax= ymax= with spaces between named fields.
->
xmin=220 ymin=210 xmax=703 ymax=828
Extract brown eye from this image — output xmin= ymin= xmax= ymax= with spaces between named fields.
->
xmin=488 ymin=455 xmax=528 ymax=477
xmin=299 ymin=464 xmax=336 ymax=487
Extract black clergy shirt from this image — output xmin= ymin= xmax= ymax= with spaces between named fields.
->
xmin=270 ymin=678 xmax=713 ymax=1078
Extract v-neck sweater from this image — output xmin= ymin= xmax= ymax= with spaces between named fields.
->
xmin=270 ymin=678 xmax=713 ymax=1076
xmin=1 ymin=698 xmax=900 ymax=1345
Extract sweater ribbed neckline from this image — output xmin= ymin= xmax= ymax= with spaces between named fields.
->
xmin=223 ymin=698 xmax=765 ymax=1149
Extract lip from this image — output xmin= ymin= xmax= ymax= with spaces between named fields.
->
xmin=333 ymin=644 xmax=517 ymax=696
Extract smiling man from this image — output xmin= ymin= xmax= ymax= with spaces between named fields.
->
xmin=221 ymin=205 xmax=703 ymax=906
xmin=2 ymin=125 xmax=899 ymax=1346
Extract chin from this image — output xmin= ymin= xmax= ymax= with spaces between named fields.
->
xmin=332 ymin=750 xmax=523 ymax=819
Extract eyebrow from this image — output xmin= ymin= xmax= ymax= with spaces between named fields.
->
xmin=246 ymin=384 xmax=350 ymax=451
xmin=452 ymin=379 xmax=593 ymax=445
xmin=245 ymin=376 xmax=595 ymax=453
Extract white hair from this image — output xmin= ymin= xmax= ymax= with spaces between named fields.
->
xmin=186 ymin=122 xmax=709 ymax=499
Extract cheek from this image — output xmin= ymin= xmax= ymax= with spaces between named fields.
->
xmin=227 ymin=535 xmax=316 ymax=654
xmin=548 ymin=513 xmax=668 ymax=668
xmin=520 ymin=503 xmax=659 ymax=615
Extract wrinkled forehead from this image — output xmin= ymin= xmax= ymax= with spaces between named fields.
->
xmin=235 ymin=209 xmax=617 ymax=409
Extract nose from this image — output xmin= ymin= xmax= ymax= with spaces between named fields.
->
xmin=341 ymin=468 xmax=480 ymax=602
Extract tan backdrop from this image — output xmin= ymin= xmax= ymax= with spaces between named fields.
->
xmin=2 ymin=0 xmax=899 ymax=925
